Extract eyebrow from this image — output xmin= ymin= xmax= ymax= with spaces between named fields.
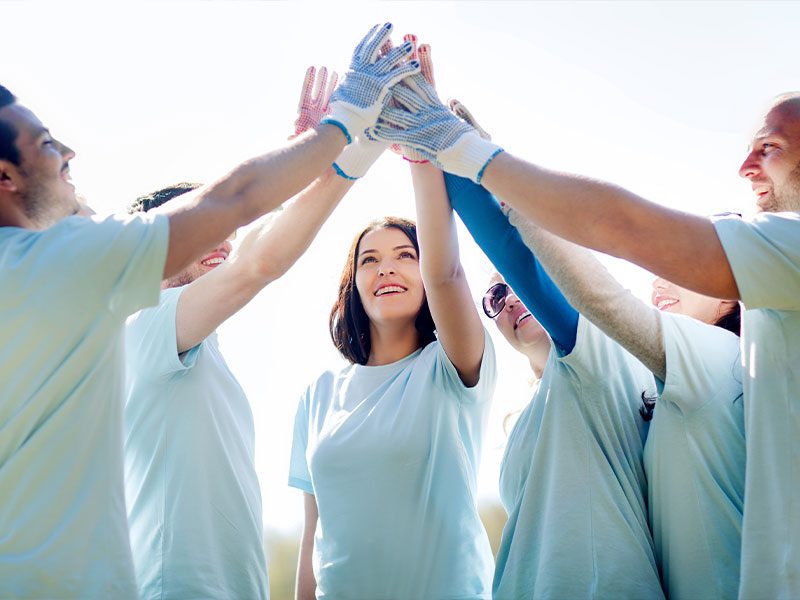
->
xmin=358 ymin=244 xmax=416 ymax=256
xmin=34 ymin=127 xmax=51 ymax=140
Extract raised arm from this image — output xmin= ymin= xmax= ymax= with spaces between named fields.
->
xmin=175 ymin=168 xmax=354 ymax=352
xmin=445 ymin=173 xmax=578 ymax=353
xmin=368 ymin=72 xmax=738 ymax=300
xmin=160 ymin=23 xmax=417 ymax=280
xmin=481 ymin=155 xmax=739 ymax=300
xmin=411 ymin=160 xmax=485 ymax=387
xmin=505 ymin=206 xmax=666 ymax=379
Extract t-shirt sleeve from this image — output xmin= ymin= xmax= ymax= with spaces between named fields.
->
xmin=659 ymin=312 xmax=742 ymax=413
xmin=125 ymin=286 xmax=201 ymax=380
xmin=714 ymin=212 xmax=800 ymax=310
xmin=44 ymin=213 xmax=169 ymax=318
xmin=289 ymin=391 xmax=314 ymax=494
xmin=433 ymin=329 xmax=497 ymax=405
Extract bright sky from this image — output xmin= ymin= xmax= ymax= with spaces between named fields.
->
xmin=4 ymin=1 xmax=799 ymax=534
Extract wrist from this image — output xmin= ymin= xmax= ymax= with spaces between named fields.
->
xmin=436 ymin=131 xmax=503 ymax=184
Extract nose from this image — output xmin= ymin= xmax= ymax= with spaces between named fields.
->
xmin=378 ymin=260 xmax=396 ymax=276
xmin=226 ymin=229 xmax=237 ymax=242
xmin=55 ymin=139 xmax=76 ymax=162
xmin=652 ymin=276 xmax=668 ymax=290
xmin=738 ymin=149 xmax=760 ymax=179
xmin=504 ymin=292 xmax=520 ymax=311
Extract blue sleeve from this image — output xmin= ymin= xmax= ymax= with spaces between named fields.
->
xmin=445 ymin=173 xmax=578 ymax=353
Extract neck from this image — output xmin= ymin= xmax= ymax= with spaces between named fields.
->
xmin=525 ymin=342 xmax=550 ymax=379
xmin=366 ymin=320 xmax=421 ymax=366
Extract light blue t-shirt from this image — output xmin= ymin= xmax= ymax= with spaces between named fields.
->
xmin=0 ymin=213 xmax=168 ymax=599
xmin=645 ymin=313 xmax=744 ymax=599
xmin=124 ymin=286 xmax=268 ymax=600
xmin=494 ymin=316 xmax=663 ymax=599
xmin=289 ymin=336 xmax=496 ymax=599
xmin=715 ymin=212 xmax=800 ymax=599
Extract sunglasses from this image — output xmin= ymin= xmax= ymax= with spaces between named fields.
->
xmin=482 ymin=282 xmax=509 ymax=318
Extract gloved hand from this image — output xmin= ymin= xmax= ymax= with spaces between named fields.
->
xmin=292 ymin=66 xmax=338 ymax=138
xmin=322 ymin=22 xmax=419 ymax=143
xmin=369 ymin=74 xmax=503 ymax=183
xmin=389 ymin=34 xmax=432 ymax=164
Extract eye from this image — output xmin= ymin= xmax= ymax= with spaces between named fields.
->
xmin=761 ymin=142 xmax=776 ymax=154
xmin=398 ymin=250 xmax=417 ymax=259
xmin=360 ymin=256 xmax=377 ymax=265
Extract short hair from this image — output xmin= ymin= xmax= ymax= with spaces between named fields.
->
xmin=128 ymin=182 xmax=202 ymax=214
xmin=0 ymin=84 xmax=20 ymax=166
xmin=329 ymin=216 xmax=436 ymax=365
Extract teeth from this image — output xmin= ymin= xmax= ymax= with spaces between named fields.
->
xmin=657 ymin=299 xmax=677 ymax=310
xmin=202 ymin=257 xmax=225 ymax=266
xmin=375 ymin=285 xmax=406 ymax=296
xmin=514 ymin=312 xmax=531 ymax=329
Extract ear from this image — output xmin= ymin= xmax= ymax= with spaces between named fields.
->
xmin=0 ymin=159 xmax=20 ymax=193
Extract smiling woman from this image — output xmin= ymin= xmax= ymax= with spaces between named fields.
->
xmin=289 ymin=162 xmax=497 ymax=599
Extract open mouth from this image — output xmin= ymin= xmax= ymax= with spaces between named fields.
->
xmin=656 ymin=298 xmax=678 ymax=310
xmin=200 ymin=253 xmax=227 ymax=268
xmin=375 ymin=285 xmax=407 ymax=297
xmin=514 ymin=311 xmax=532 ymax=330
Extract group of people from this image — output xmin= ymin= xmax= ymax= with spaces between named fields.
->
xmin=0 ymin=21 xmax=797 ymax=600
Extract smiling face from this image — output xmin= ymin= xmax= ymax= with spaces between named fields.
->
xmin=354 ymin=226 xmax=426 ymax=328
xmin=651 ymin=276 xmax=735 ymax=324
xmin=0 ymin=103 xmax=78 ymax=227
xmin=488 ymin=274 xmax=549 ymax=355
xmin=739 ymin=95 xmax=800 ymax=213
xmin=162 ymin=237 xmax=234 ymax=289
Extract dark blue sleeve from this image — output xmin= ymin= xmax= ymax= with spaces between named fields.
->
xmin=445 ymin=173 xmax=578 ymax=353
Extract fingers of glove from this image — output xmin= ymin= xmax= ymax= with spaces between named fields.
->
xmin=374 ymin=41 xmax=415 ymax=75
xmin=379 ymin=106 xmax=420 ymax=129
xmin=322 ymin=71 xmax=338 ymax=110
xmin=381 ymin=59 xmax=420 ymax=90
xmin=418 ymin=44 xmax=435 ymax=87
xmin=391 ymin=81 xmax=429 ymax=113
xmin=362 ymin=22 xmax=394 ymax=65
xmin=448 ymin=99 xmax=492 ymax=140
xmin=401 ymin=73 xmax=440 ymax=107
xmin=352 ymin=23 xmax=383 ymax=66
xmin=311 ymin=66 xmax=328 ymax=106
xmin=370 ymin=124 xmax=416 ymax=143
xmin=298 ymin=66 xmax=316 ymax=111
xmin=378 ymin=35 xmax=394 ymax=59
xmin=403 ymin=34 xmax=419 ymax=61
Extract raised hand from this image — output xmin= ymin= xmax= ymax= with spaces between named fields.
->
xmin=369 ymin=71 xmax=503 ymax=183
xmin=293 ymin=66 xmax=338 ymax=138
xmin=322 ymin=22 xmax=419 ymax=143
xmin=390 ymin=35 xmax=434 ymax=163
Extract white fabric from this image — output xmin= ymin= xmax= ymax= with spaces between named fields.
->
xmin=494 ymin=317 xmax=663 ymax=599
xmin=289 ymin=337 xmax=496 ymax=599
xmin=0 ymin=213 xmax=168 ymax=598
xmin=646 ymin=312 xmax=744 ymax=599
xmin=124 ymin=286 xmax=268 ymax=599
xmin=714 ymin=212 xmax=800 ymax=599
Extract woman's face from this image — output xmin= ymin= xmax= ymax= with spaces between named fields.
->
xmin=489 ymin=276 xmax=548 ymax=354
xmin=651 ymin=276 xmax=730 ymax=324
xmin=354 ymin=226 xmax=425 ymax=327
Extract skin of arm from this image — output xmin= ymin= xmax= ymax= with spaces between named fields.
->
xmin=505 ymin=206 xmax=667 ymax=380
xmin=159 ymin=123 xmax=346 ymax=280
xmin=410 ymin=162 xmax=485 ymax=387
xmin=480 ymin=152 xmax=740 ymax=300
xmin=174 ymin=167 xmax=354 ymax=352
xmin=296 ymin=492 xmax=319 ymax=600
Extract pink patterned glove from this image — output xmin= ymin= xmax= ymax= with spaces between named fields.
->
xmin=292 ymin=65 xmax=338 ymax=138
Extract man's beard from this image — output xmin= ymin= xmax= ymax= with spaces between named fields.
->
xmin=19 ymin=169 xmax=78 ymax=228
xmin=760 ymin=160 xmax=800 ymax=213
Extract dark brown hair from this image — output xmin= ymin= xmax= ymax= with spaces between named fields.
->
xmin=330 ymin=217 xmax=436 ymax=365
xmin=0 ymin=85 xmax=20 ymax=166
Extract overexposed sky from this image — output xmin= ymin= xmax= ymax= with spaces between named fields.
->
xmin=4 ymin=1 xmax=799 ymax=534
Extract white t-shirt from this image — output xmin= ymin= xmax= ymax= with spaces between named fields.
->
xmin=124 ymin=286 xmax=268 ymax=600
xmin=714 ymin=212 xmax=800 ymax=599
xmin=289 ymin=336 xmax=496 ymax=599
xmin=494 ymin=316 xmax=663 ymax=599
xmin=0 ymin=213 xmax=168 ymax=598
xmin=646 ymin=312 xmax=744 ymax=599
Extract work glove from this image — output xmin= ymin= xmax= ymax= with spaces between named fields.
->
xmin=291 ymin=65 xmax=338 ymax=137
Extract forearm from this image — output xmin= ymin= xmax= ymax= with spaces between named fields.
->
xmin=444 ymin=173 xmax=578 ymax=352
xmin=481 ymin=152 xmax=739 ymax=299
xmin=236 ymin=167 xmax=354 ymax=284
xmin=162 ymin=124 xmax=346 ymax=278
xmin=506 ymin=207 xmax=666 ymax=379
xmin=410 ymin=163 xmax=462 ymax=285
